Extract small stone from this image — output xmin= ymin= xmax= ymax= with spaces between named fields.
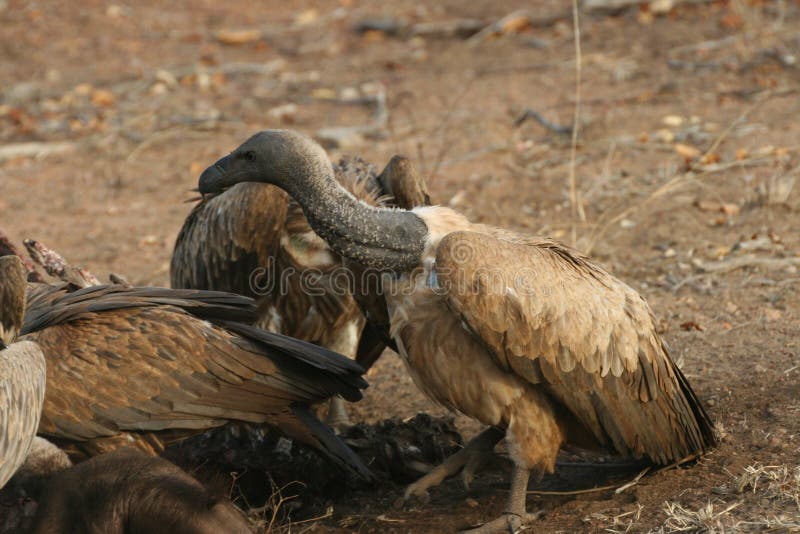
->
xmin=267 ymin=103 xmax=298 ymax=123
xmin=655 ymin=129 xmax=675 ymax=143
xmin=466 ymin=498 xmax=479 ymax=508
xmin=662 ymin=114 xmax=684 ymax=127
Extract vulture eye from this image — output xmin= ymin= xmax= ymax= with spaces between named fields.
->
xmin=244 ymin=151 xmax=256 ymax=162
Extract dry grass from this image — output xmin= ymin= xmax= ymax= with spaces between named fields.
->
xmin=584 ymin=504 xmax=644 ymax=533
xmin=586 ymin=464 xmax=800 ymax=533
xmin=737 ymin=464 xmax=800 ymax=510
xmin=659 ymin=500 xmax=742 ymax=533
xmin=655 ymin=464 xmax=800 ymax=533
xmin=244 ymin=479 xmax=332 ymax=534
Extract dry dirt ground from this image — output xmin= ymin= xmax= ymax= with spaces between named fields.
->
xmin=2 ymin=0 xmax=799 ymax=532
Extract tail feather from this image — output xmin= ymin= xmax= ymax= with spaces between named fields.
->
xmin=290 ymin=405 xmax=375 ymax=484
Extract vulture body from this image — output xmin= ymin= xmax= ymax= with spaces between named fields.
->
xmin=198 ymin=130 xmax=716 ymax=533
xmin=31 ymin=448 xmax=252 ymax=534
xmin=18 ymin=281 xmax=372 ymax=481
xmin=0 ymin=256 xmax=47 ymax=489
xmin=171 ymin=155 xmax=429 ymax=424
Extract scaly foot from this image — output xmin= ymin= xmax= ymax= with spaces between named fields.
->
xmin=398 ymin=427 xmax=504 ymax=505
xmin=459 ymin=511 xmax=543 ymax=534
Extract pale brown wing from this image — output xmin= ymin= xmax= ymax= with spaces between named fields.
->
xmin=0 ymin=341 xmax=46 ymax=488
xmin=171 ymin=183 xmax=287 ymax=298
xmin=20 ymin=285 xmax=371 ymax=479
xmin=434 ymin=231 xmax=715 ymax=464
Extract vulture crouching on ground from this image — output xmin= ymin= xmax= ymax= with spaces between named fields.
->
xmin=172 ymin=154 xmax=429 ymax=427
xmin=0 ymin=256 xmax=47 ymax=489
xmin=30 ymin=449 xmax=252 ymax=534
xmin=197 ymin=130 xmax=717 ymax=533
xmin=17 ymin=281 xmax=372 ymax=482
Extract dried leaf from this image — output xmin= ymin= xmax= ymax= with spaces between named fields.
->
xmin=90 ymin=89 xmax=115 ymax=107
xmin=720 ymin=203 xmax=739 ymax=216
xmin=694 ymin=199 xmax=739 ymax=216
xmin=680 ymin=321 xmax=705 ymax=332
xmin=311 ymin=88 xmax=337 ymax=100
xmin=675 ymin=143 xmax=701 ymax=160
xmin=294 ymin=8 xmax=319 ymax=26
xmin=215 ymin=29 xmax=261 ymax=45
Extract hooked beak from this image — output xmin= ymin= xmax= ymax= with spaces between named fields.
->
xmin=198 ymin=155 xmax=234 ymax=195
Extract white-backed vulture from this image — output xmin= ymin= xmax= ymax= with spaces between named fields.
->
xmin=0 ymin=256 xmax=47 ymax=489
xmin=196 ymin=130 xmax=717 ymax=533
xmin=171 ymin=154 xmax=429 ymax=425
xmin=17 ymin=280 xmax=372 ymax=481
xmin=30 ymin=448 xmax=252 ymax=534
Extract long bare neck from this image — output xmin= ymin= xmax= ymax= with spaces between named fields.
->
xmin=280 ymin=158 xmax=429 ymax=272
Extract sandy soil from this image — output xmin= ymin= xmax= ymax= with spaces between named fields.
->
xmin=1 ymin=0 xmax=799 ymax=532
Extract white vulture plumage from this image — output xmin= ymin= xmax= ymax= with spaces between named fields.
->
xmin=196 ymin=130 xmax=716 ymax=533
xmin=0 ymin=256 xmax=47 ymax=489
xmin=171 ymin=155 xmax=429 ymax=426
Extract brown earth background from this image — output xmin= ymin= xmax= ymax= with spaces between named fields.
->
xmin=1 ymin=0 xmax=799 ymax=532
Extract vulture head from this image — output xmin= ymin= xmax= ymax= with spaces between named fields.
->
xmin=0 ymin=255 xmax=28 ymax=347
xmin=198 ymin=130 xmax=429 ymax=272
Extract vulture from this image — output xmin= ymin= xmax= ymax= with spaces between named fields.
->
xmin=16 ymin=280 xmax=372 ymax=481
xmin=31 ymin=449 xmax=252 ymax=534
xmin=197 ymin=130 xmax=717 ymax=533
xmin=172 ymin=153 xmax=429 ymax=426
xmin=0 ymin=256 xmax=46 ymax=489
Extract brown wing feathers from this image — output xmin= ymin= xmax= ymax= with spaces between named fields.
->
xmin=19 ymin=283 xmax=372 ymax=479
xmin=21 ymin=284 xmax=258 ymax=335
xmin=171 ymin=183 xmax=285 ymax=298
xmin=435 ymin=231 xmax=715 ymax=464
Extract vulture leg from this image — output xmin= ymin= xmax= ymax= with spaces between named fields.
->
xmin=325 ymin=396 xmax=350 ymax=429
xmin=402 ymin=427 xmax=503 ymax=502
xmin=323 ymin=320 xmax=362 ymax=430
xmin=459 ymin=466 xmax=542 ymax=534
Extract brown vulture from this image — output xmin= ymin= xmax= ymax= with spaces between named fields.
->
xmin=196 ymin=130 xmax=717 ymax=533
xmin=30 ymin=448 xmax=252 ymax=534
xmin=0 ymin=256 xmax=47 ymax=489
xmin=16 ymin=279 xmax=372 ymax=481
xmin=171 ymin=153 xmax=429 ymax=425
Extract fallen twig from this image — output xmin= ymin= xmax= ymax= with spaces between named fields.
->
xmin=698 ymin=254 xmax=800 ymax=274
xmin=583 ymin=0 xmax=715 ymax=15
xmin=315 ymin=85 xmax=387 ymax=149
xmin=353 ymin=17 xmax=485 ymax=39
xmin=23 ymin=239 xmax=101 ymax=288
xmin=513 ymin=108 xmax=572 ymax=135
xmin=0 ymin=142 xmax=75 ymax=162
xmin=615 ymin=467 xmax=651 ymax=494
xmin=568 ymin=0 xmax=585 ymax=245
xmin=467 ymin=9 xmax=568 ymax=46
